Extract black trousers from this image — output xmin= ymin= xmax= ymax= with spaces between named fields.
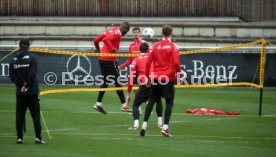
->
xmin=132 ymin=85 xmax=163 ymax=120
xmin=16 ymin=95 xmax=42 ymax=139
xmin=143 ymin=81 xmax=175 ymax=125
xmin=97 ymin=60 xmax=125 ymax=103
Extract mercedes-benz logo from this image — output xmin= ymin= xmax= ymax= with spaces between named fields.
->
xmin=66 ymin=55 xmax=92 ymax=83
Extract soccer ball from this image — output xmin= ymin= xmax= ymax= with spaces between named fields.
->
xmin=143 ymin=27 xmax=154 ymax=39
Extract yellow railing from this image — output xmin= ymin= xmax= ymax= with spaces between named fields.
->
xmin=28 ymin=38 xmax=266 ymax=95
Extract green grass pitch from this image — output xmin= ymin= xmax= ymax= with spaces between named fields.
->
xmin=0 ymin=85 xmax=276 ymax=157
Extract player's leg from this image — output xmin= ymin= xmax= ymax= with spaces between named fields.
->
xmin=96 ymin=78 xmax=108 ymax=102
xmin=161 ymin=81 xmax=175 ymax=138
xmin=129 ymin=85 xmax=149 ymax=130
xmin=27 ymin=95 xmax=45 ymax=144
xmin=128 ymin=79 xmax=140 ymax=113
xmin=113 ymin=61 xmax=128 ymax=111
xmin=140 ymin=83 xmax=160 ymax=136
xmin=161 ymin=98 xmax=174 ymax=137
xmin=129 ymin=96 xmax=143 ymax=130
xmin=94 ymin=60 xmax=108 ymax=114
xmin=140 ymin=96 xmax=157 ymax=136
xmin=94 ymin=83 xmax=108 ymax=114
xmin=95 ymin=82 xmax=108 ymax=114
xmin=115 ymin=82 xmax=127 ymax=110
xmin=16 ymin=95 xmax=27 ymax=144
xmin=155 ymin=97 xmax=163 ymax=128
xmin=96 ymin=60 xmax=109 ymax=103
xmin=143 ymin=83 xmax=160 ymax=121
xmin=163 ymin=98 xmax=173 ymax=128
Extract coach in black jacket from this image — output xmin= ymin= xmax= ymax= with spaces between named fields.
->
xmin=9 ymin=39 xmax=45 ymax=144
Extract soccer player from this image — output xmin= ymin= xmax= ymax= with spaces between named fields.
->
xmin=118 ymin=27 xmax=144 ymax=107
xmin=93 ymin=22 xmax=130 ymax=114
xmin=119 ymin=27 xmax=143 ymax=70
xmin=9 ymin=39 xmax=45 ymax=144
xmin=127 ymin=42 xmax=163 ymax=130
xmin=140 ymin=25 xmax=182 ymax=138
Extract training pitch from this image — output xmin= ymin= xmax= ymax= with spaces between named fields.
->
xmin=0 ymin=85 xmax=275 ymax=157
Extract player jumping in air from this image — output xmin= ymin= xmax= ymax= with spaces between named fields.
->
xmin=93 ymin=22 xmax=130 ymax=114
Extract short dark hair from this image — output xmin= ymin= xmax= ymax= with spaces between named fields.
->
xmin=132 ymin=27 xmax=140 ymax=32
xmin=19 ymin=39 xmax=30 ymax=48
xmin=140 ymin=42 xmax=149 ymax=53
xmin=162 ymin=25 xmax=173 ymax=37
xmin=121 ymin=21 xmax=130 ymax=31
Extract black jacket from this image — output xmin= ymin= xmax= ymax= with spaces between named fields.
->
xmin=9 ymin=49 xmax=39 ymax=95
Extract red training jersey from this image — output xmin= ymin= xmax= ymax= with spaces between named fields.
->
xmin=119 ymin=39 xmax=144 ymax=69
xmin=145 ymin=38 xmax=181 ymax=81
xmin=128 ymin=53 xmax=150 ymax=92
xmin=93 ymin=27 xmax=122 ymax=61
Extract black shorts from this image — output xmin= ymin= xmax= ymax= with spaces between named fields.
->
xmin=99 ymin=60 xmax=121 ymax=85
xmin=150 ymin=81 xmax=175 ymax=99
xmin=135 ymin=85 xmax=150 ymax=103
xmin=99 ymin=60 xmax=119 ymax=77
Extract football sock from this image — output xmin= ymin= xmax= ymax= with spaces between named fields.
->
xmin=158 ymin=117 xmax=162 ymax=125
xmin=163 ymin=124 xmax=168 ymax=130
xmin=96 ymin=102 xmax=102 ymax=106
xmin=134 ymin=120 xmax=139 ymax=127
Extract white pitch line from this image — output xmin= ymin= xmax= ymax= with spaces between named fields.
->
xmin=97 ymin=124 xmax=130 ymax=128
xmin=206 ymin=117 xmax=236 ymax=121
xmin=170 ymin=121 xmax=187 ymax=124
xmin=85 ymin=111 xmax=276 ymax=117
xmin=0 ymin=134 xmax=33 ymax=138
xmin=48 ymin=128 xmax=79 ymax=132
xmin=92 ymin=137 xmax=134 ymax=140
xmin=50 ymin=132 xmax=162 ymax=137
xmin=1 ymin=110 xmax=276 ymax=117
xmin=1 ymin=131 xmax=275 ymax=141
xmin=0 ymin=133 xmax=15 ymax=137
xmin=47 ymin=132 xmax=276 ymax=140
